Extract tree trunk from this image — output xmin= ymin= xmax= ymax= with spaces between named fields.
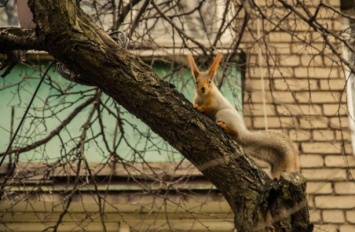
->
xmin=0 ymin=1 xmax=313 ymax=231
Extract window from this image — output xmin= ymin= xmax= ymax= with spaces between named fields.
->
xmin=122 ymin=0 xmax=235 ymax=47
xmin=0 ymin=56 xmax=242 ymax=164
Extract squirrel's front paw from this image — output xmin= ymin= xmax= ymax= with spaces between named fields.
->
xmin=216 ymin=121 xmax=226 ymax=128
xmin=217 ymin=121 xmax=229 ymax=132
xmin=193 ymin=103 xmax=199 ymax=109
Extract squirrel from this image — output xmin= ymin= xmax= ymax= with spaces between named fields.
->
xmin=186 ymin=53 xmax=235 ymax=120
xmin=187 ymin=54 xmax=300 ymax=179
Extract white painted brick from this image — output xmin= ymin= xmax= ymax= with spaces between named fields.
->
xmin=300 ymin=155 xmax=324 ymax=168
xmin=315 ymin=196 xmax=355 ymax=209
xmin=302 ymin=169 xmax=347 ymax=181
xmin=322 ymin=210 xmax=345 ymax=223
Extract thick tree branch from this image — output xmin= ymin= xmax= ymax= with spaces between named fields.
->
xmin=0 ymin=27 xmax=43 ymax=51
xmin=28 ymin=2 xmax=269 ymax=230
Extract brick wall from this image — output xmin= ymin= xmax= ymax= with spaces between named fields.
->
xmin=241 ymin=0 xmax=355 ymax=231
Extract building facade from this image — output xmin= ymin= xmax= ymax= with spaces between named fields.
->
xmin=241 ymin=1 xmax=355 ymax=231
xmin=0 ymin=0 xmax=355 ymax=231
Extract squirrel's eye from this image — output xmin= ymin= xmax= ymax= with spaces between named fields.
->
xmin=195 ymin=80 xmax=199 ymax=85
xmin=208 ymin=80 xmax=212 ymax=84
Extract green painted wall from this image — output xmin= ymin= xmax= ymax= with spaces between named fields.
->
xmin=0 ymin=61 xmax=242 ymax=163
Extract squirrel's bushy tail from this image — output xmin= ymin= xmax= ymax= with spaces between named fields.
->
xmin=216 ymin=109 xmax=300 ymax=179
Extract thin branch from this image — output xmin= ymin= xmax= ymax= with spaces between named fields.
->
xmin=128 ymin=0 xmax=150 ymax=38
xmin=0 ymin=62 xmax=55 ymax=167
xmin=116 ymin=0 xmax=141 ymax=29
xmin=151 ymin=0 xmax=209 ymax=56
xmin=0 ymin=94 xmax=96 ymax=157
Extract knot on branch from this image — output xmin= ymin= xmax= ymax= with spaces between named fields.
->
xmin=262 ymin=172 xmax=314 ymax=232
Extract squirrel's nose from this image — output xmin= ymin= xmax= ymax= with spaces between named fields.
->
xmin=201 ymin=87 xmax=205 ymax=93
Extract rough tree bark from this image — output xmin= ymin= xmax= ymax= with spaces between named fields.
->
xmin=0 ymin=1 xmax=313 ymax=231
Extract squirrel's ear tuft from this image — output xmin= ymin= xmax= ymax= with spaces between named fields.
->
xmin=187 ymin=55 xmax=200 ymax=79
xmin=208 ymin=54 xmax=223 ymax=78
